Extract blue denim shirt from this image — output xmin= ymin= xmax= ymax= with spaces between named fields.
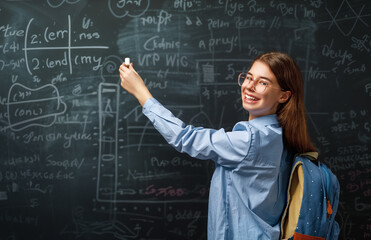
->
xmin=143 ymin=98 xmax=291 ymax=240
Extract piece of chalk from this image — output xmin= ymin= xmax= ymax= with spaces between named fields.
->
xmin=125 ymin=58 xmax=130 ymax=66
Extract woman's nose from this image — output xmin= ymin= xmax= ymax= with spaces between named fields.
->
xmin=244 ymin=79 xmax=255 ymax=91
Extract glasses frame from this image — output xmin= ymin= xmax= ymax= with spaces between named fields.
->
xmin=238 ymin=73 xmax=284 ymax=93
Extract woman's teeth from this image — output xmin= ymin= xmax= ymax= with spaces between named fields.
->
xmin=245 ymin=94 xmax=258 ymax=101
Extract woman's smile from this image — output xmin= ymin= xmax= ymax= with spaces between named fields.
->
xmin=244 ymin=93 xmax=259 ymax=103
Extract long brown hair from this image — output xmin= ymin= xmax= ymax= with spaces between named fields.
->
xmin=252 ymin=52 xmax=316 ymax=153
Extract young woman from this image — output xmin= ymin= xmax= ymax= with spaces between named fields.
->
xmin=119 ymin=52 xmax=316 ymax=239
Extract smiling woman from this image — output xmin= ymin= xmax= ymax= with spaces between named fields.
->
xmin=119 ymin=51 xmax=316 ymax=240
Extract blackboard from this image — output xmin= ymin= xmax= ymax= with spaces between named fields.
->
xmin=0 ymin=0 xmax=370 ymax=239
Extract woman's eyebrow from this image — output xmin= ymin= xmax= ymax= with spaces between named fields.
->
xmin=247 ymin=71 xmax=273 ymax=83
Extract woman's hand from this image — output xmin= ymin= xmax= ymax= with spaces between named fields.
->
xmin=119 ymin=62 xmax=153 ymax=106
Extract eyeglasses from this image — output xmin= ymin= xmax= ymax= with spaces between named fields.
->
xmin=238 ymin=73 xmax=283 ymax=93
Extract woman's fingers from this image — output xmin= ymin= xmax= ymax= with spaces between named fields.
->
xmin=119 ymin=62 xmax=143 ymax=95
xmin=118 ymin=62 xmax=152 ymax=106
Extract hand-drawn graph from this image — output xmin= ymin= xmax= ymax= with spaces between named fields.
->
xmin=6 ymin=83 xmax=67 ymax=131
xmin=321 ymin=0 xmax=371 ymax=36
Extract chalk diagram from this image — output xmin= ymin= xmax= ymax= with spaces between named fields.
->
xmin=108 ymin=0 xmax=150 ymax=18
xmin=97 ymin=81 xmax=121 ymax=202
xmin=321 ymin=0 xmax=371 ymax=36
xmin=6 ymin=83 xmax=67 ymax=131
xmin=92 ymin=56 xmax=147 ymax=239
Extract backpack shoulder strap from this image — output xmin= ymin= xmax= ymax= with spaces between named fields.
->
xmin=281 ymin=159 xmax=304 ymax=239
xmin=281 ymin=152 xmax=319 ymax=239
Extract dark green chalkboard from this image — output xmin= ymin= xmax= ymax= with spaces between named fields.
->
xmin=0 ymin=0 xmax=370 ymax=239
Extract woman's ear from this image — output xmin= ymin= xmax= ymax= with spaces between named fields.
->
xmin=279 ymin=90 xmax=292 ymax=103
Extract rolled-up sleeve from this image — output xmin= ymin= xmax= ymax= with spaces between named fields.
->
xmin=143 ymin=98 xmax=251 ymax=167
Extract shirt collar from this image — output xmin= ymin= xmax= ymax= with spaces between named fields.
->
xmin=248 ymin=114 xmax=279 ymax=128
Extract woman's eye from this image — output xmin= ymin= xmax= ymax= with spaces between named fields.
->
xmin=246 ymin=76 xmax=253 ymax=81
xmin=259 ymin=80 xmax=268 ymax=86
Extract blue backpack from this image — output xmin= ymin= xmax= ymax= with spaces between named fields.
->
xmin=280 ymin=152 xmax=340 ymax=240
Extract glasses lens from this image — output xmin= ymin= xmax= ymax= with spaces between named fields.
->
xmin=255 ymin=80 xmax=267 ymax=93
xmin=238 ymin=74 xmax=268 ymax=93
xmin=238 ymin=73 xmax=246 ymax=86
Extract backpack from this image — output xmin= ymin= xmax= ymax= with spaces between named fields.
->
xmin=280 ymin=152 xmax=340 ymax=240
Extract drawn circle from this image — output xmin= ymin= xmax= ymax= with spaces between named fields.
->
xmin=100 ymin=55 xmax=123 ymax=84
xmin=104 ymin=60 xmax=118 ymax=74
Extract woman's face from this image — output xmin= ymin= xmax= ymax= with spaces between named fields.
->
xmin=241 ymin=60 xmax=290 ymax=120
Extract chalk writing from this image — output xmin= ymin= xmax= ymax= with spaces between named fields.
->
xmin=24 ymin=16 xmax=108 ymax=76
xmin=6 ymin=83 xmax=67 ymax=131
xmin=108 ymin=0 xmax=150 ymax=18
